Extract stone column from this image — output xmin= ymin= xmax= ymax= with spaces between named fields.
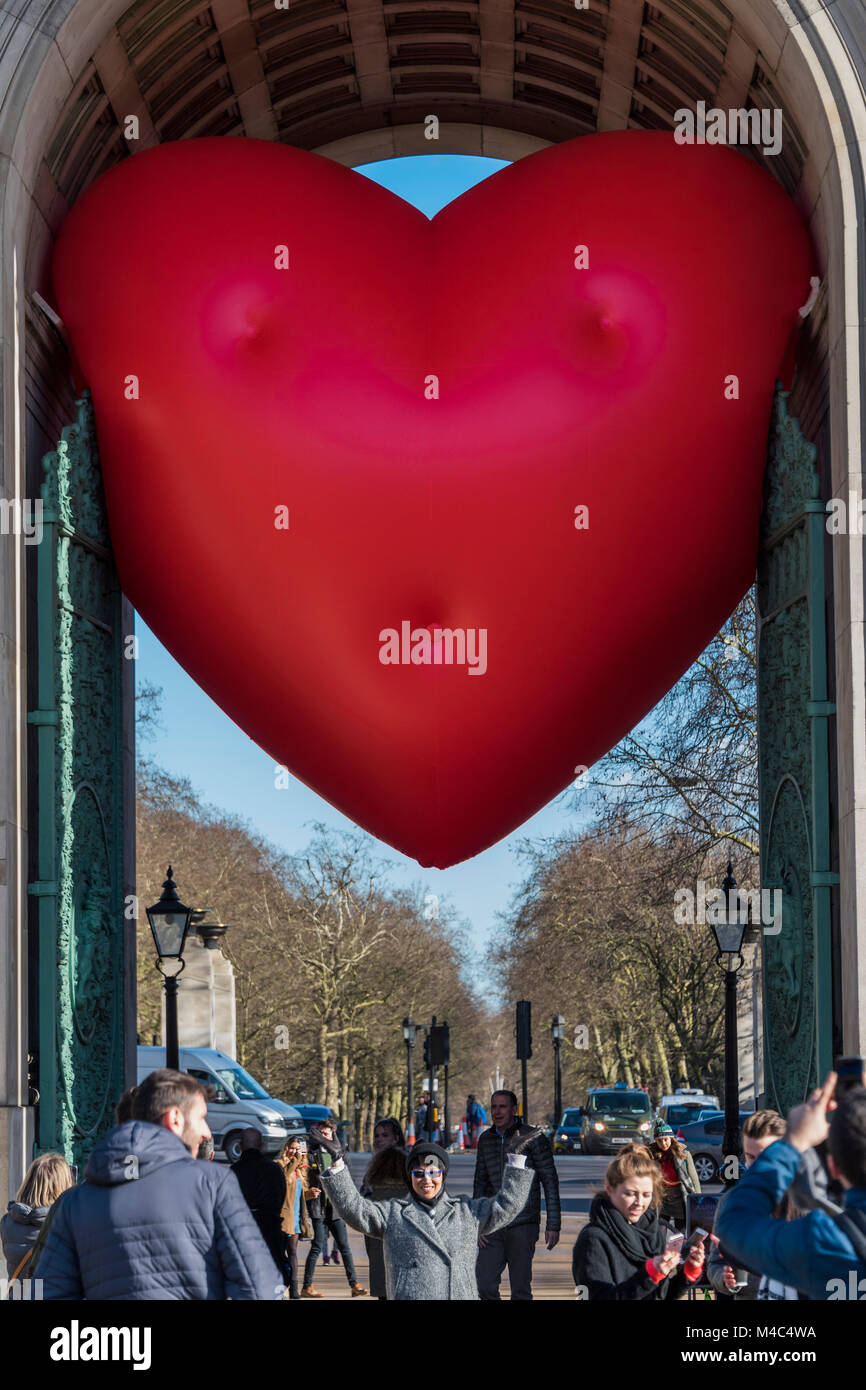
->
xmin=169 ymin=928 xmax=237 ymax=1057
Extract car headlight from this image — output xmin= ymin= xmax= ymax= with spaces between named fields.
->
xmin=639 ymin=1122 xmax=650 ymax=1132
xmin=256 ymin=1114 xmax=283 ymax=1128
xmin=593 ymin=1122 xmax=605 ymax=1132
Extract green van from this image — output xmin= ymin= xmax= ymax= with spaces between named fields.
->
xmin=580 ymin=1085 xmax=653 ymax=1155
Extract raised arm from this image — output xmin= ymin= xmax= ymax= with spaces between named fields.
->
xmin=470 ymin=1157 xmax=535 ymax=1235
xmin=320 ymin=1161 xmax=391 ymax=1238
xmin=470 ymin=1127 xmax=544 ymax=1235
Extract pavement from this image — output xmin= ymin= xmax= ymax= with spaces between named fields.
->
xmin=294 ymin=1153 xmax=723 ymax=1302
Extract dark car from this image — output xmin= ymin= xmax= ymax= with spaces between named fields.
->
xmin=553 ymin=1108 xmax=584 ymax=1153
xmin=580 ymin=1086 xmax=653 ymax=1155
xmin=291 ymin=1104 xmax=348 ymax=1148
xmin=675 ymin=1110 xmax=754 ymax=1183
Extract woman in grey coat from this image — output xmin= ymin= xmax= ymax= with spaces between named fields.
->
xmin=310 ymin=1126 xmax=539 ymax=1301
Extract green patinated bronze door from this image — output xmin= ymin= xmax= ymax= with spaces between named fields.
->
xmin=757 ymin=386 xmax=837 ymax=1113
xmin=27 ymin=391 xmax=135 ymax=1168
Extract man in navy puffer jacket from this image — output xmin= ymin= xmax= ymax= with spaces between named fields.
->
xmin=38 ymin=1069 xmax=283 ymax=1300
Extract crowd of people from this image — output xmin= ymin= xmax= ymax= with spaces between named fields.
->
xmin=3 ymin=1070 xmax=866 ymax=1301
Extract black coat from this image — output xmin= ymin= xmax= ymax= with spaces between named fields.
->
xmin=572 ymin=1195 xmax=696 ymax=1300
xmin=304 ymin=1141 xmax=335 ymax=1222
xmin=473 ymin=1122 xmax=561 ymax=1230
xmin=232 ymin=1150 xmax=287 ymax=1269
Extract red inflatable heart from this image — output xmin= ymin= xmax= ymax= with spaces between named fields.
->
xmin=51 ymin=133 xmax=814 ymax=867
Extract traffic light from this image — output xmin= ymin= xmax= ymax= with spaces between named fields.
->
xmin=516 ymin=999 xmax=532 ymax=1059
xmin=429 ymin=1021 xmax=450 ymax=1066
xmin=422 ymin=1032 xmax=431 ymax=1070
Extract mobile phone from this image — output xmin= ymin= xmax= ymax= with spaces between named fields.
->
xmin=691 ymin=1227 xmax=709 ymax=1241
xmin=665 ymin=1232 xmax=684 ymax=1254
xmin=835 ymin=1056 xmax=864 ymax=1099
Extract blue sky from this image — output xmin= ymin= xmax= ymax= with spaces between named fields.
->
xmin=136 ymin=154 xmax=596 ymax=974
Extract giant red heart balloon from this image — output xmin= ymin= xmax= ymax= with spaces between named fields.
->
xmin=51 ymin=133 xmax=814 ymax=867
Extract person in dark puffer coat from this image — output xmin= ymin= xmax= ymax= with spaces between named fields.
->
xmin=473 ymin=1089 xmax=561 ymax=1299
xmin=37 ymin=1069 xmax=283 ymax=1301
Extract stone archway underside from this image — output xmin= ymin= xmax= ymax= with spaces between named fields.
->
xmin=36 ymin=0 xmax=810 ymax=242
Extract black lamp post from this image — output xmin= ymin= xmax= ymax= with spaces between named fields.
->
xmin=146 ymin=867 xmax=194 ymax=1071
xmin=402 ymin=1016 xmax=420 ymax=1138
xmin=711 ymin=861 xmax=748 ymax=1181
xmin=551 ymin=1015 xmax=566 ymax=1129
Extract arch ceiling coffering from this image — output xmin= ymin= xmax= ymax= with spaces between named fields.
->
xmin=36 ymin=0 xmax=810 ymax=242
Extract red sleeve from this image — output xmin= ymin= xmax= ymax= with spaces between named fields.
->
xmin=644 ymin=1257 xmax=665 ymax=1285
xmin=683 ymin=1257 xmax=704 ymax=1282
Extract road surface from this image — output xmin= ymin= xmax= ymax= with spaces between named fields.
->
xmin=297 ymin=1153 xmax=722 ymax=1301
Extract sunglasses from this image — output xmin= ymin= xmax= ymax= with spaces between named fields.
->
xmin=411 ymin=1168 xmax=444 ymax=1179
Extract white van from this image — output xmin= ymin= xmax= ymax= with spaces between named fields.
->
xmin=656 ymin=1090 xmax=721 ymax=1128
xmin=136 ymin=1046 xmax=305 ymax=1163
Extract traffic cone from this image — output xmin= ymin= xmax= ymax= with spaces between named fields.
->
xmin=406 ymin=1120 xmax=416 ymax=1148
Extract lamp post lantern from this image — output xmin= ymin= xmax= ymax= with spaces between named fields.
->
xmin=711 ymin=861 xmax=748 ymax=1181
xmin=551 ymin=1014 xmax=566 ymax=1130
xmin=146 ymin=866 xmax=194 ymax=1071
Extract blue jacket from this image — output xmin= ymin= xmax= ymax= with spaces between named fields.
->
xmin=715 ymin=1138 xmax=866 ymax=1300
xmin=38 ymin=1121 xmax=284 ymax=1300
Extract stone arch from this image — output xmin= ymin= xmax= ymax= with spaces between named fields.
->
xmin=2 ymin=0 xmax=866 ymax=1188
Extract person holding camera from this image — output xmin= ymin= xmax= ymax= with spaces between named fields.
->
xmin=301 ymin=1119 xmax=368 ymax=1298
xmin=308 ymin=1123 xmax=538 ymax=1300
xmin=715 ymin=1071 xmax=866 ymax=1300
xmin=706 ymin=1109 xmax=808 ymax=1300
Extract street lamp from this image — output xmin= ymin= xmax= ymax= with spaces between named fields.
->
xmin=710 ymin=861 xmax=748 ymax=1182
xmin=402 ymin=1016 xmax=420 ymax=1141
xmin=146 ymin=866 xmax=194 ymax=1070
xmin=551 ymin=1015 xmax=566 ymax=1130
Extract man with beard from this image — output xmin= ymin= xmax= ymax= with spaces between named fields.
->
xmin=38 ymin=1069 xmax=283 ymax=1300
